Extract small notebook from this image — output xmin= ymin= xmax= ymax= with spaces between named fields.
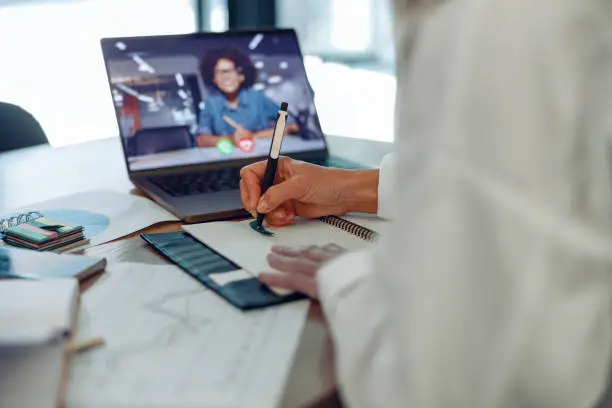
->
xmin=1 ymin=211 xmax=88 ymax=252
xmin=182 ymin=215 xmax=385 ymax=297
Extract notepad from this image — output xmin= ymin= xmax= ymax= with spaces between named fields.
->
xmin=0 ymin=279 xmax=79 ymax=408
xmin=1 ymin=212 xmax=88 ymax=252
xmin=182 ymin=215 xmax=386 ymax=296
xmin=1 ymin=190 xmax=180 ymax=248
xmin=0 ymin=279 xmax=79 ymax=345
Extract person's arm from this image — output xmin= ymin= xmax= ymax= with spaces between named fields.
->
xmin=251 ymin=93 xmax=301 ymax=139
xmin=316 ymin=252 xmax=405 ymax=407
xmin=253 ymin=123 xmax=300 ymax=140
xmin=376 ymin=1 xmax=612 ymax=407
xmin=240 ymin=158 xmax=379 ymax=224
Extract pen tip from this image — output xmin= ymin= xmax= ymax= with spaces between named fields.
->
xmin=280 ymin=102 xmax=288 ymax=111
xmin=249 ymin=220 xmax=274 ymax=237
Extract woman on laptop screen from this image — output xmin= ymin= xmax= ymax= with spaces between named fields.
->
xmin=196 ymin=46 xmax=300 ymax=148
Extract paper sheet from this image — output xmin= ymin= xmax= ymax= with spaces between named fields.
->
xmin=14 ymin=190 xmax=178 ymax=246
xmin=0 ymin=279 xmax=78 ymax=345
xmin=67 ymin=262 xmax=309 ymax=408
xmin=0 ymin=342 xmax=66 ymax=408
xmin=182 ymin=218 xmax=373 ymax=279
xmin=83 ymin=236 xmax=169 ymax=265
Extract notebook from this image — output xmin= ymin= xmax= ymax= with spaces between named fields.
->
xmin=182 ymin=215 xmax=385 ymax=297
xmin=0 ymin=279 xmax=79 ymax=408
xmin=1 ymin=211 xmax=88 ymax=252
xmin=0 ymin=246 xmax=106 ymax=281
xmin=2 ymin=190 xmax=181 ymax=248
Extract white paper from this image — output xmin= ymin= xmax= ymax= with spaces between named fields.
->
xmin=0 ymin=342 xmax=66 ymax=408
xmin=67 ymin=263 xmax=309 ymax=408
xmin=0 ymin=279 xmax=78 ymax=345
xmin=182 ymin=218 xmax=374 ymax=280
xmin=16 ymin=190 xmax=178 ymax=246
xmin=208 ymin=269 xmax=252 ymax=286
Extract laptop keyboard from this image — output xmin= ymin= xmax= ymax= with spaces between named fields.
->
xmin=149 ymin=167 xmax=241 ymax=197
xmin=149 ymin=156 xmax=365 ymax=198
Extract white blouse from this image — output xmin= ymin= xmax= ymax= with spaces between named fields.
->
xmin=317 ymin=0 xmax=612 ymax=407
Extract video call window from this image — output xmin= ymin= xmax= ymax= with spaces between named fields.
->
xmin=103 ymin=32 xmax=326 ymax=171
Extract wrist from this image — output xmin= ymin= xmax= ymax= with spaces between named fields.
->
xmin=339 ymin=169 xmax=379 ymax=214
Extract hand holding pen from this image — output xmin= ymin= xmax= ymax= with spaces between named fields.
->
xmin=247 ymin=102 xmax=289 ymax=234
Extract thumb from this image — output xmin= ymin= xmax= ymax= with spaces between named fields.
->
xmin=257 ymin=177 xmax=307 ymax=213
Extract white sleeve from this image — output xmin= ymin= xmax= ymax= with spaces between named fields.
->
xmin=313 ymin=152 xmax=400 ymax=407
xmin=319 ymin=0 xmax=612 ymax=407
xmin=377 ymin=154 xmax=396 ymax=220
xmin=380 ymin=1 xmax=612 ymax=407
xmin=316 ymin=251 xmax=404 ymax=408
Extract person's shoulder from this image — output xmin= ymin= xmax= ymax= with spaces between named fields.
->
xmin=204 ymin=92 xmax=225 ymax=109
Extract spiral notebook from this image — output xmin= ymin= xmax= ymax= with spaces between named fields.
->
xmin=0 ymin=211 xmax=44 ymax=234
xmin=318 ymin=215 xmax=381 ymax=242
xmin=0 ymin=211 xmax=88 ymax=252
xmin=182 ymin=215 xmax=385 ymax=298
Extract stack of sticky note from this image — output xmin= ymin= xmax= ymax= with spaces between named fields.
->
xmin=2 ymin=217 xmax=89 ymax=252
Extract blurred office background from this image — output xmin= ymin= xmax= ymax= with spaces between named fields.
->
xmin=0 ymin=0 xmax=395 ymax=147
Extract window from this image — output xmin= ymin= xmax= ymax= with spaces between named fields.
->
xmin=278 ymin=0 xmax=396 ymax=142
xmin=0 ymin=0 xmax=197 ymax=147
xmin=277 ymin=0 xmax=394 ymax=65
xmin=304 ymin=57 xmax=395 ymax=143
xmin=0 ymin=0 xmax=395 ymax=146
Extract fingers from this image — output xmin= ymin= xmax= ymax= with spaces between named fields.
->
xmin=241 ymin=180 xmax=295 ymax=224
xmin=240 ymin=157 xmax=295 ymax=215
xmin=240 ymin=159 xmax=272 ymax=214
xmin=258 ymin=272 xmax=318 ymax=299
xmin=265 ymin=207 xmax=296 ymax=226
xmin=257 ymin=177 xmax=307 ymax=213
xmin=267 ymin=252 xmax=320 ymax=277
xmin=270 ymin=243 xmax=345 ymax=262
xmin=321 ymin=243 xmax=346 ymax=256
xmin=240 ymin=166 xmax=263 ymax=216
xmin=240 ymin=160 xmax=267 ymax=179
xmin=240 ymin=156 xmax=290 ymax=182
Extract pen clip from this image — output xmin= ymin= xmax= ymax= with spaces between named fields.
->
xmin=269 ymin=110 xmax=287 ymax=159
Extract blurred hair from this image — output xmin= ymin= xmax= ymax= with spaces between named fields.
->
xmin=200 ymin=46 xmax=257 ymax=91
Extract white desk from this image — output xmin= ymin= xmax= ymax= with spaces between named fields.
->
xmin=1 ymin=135 xmax=393 ymax=407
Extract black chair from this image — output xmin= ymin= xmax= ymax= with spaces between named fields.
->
xmin=131 ymin=126 xmax=195 ymax=156
xmin=0 ymin=102 xmax=48 ymax=153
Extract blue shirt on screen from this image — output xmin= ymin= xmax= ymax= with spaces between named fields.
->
xmin=197 ymin=89 xmax=291 ymax=136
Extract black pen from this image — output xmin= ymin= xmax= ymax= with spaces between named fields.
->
xmin=256 ymin=102 xmax=288 ymax=229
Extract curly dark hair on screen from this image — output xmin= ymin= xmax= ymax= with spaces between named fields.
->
xmin=200 ymin=46 xmax=257 ymax=91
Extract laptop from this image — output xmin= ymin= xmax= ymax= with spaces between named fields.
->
xmin=101 ymin=29 xmax=364 ymax=223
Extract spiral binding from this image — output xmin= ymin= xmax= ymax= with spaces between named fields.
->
xmin=319 ymin=215 xmax=379 ymax=242
xmin=0 ymin=211 xmax=43 ymax=233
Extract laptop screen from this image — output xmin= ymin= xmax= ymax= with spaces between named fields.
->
xmin=101 ymin=30 xmax=326 ymax=172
